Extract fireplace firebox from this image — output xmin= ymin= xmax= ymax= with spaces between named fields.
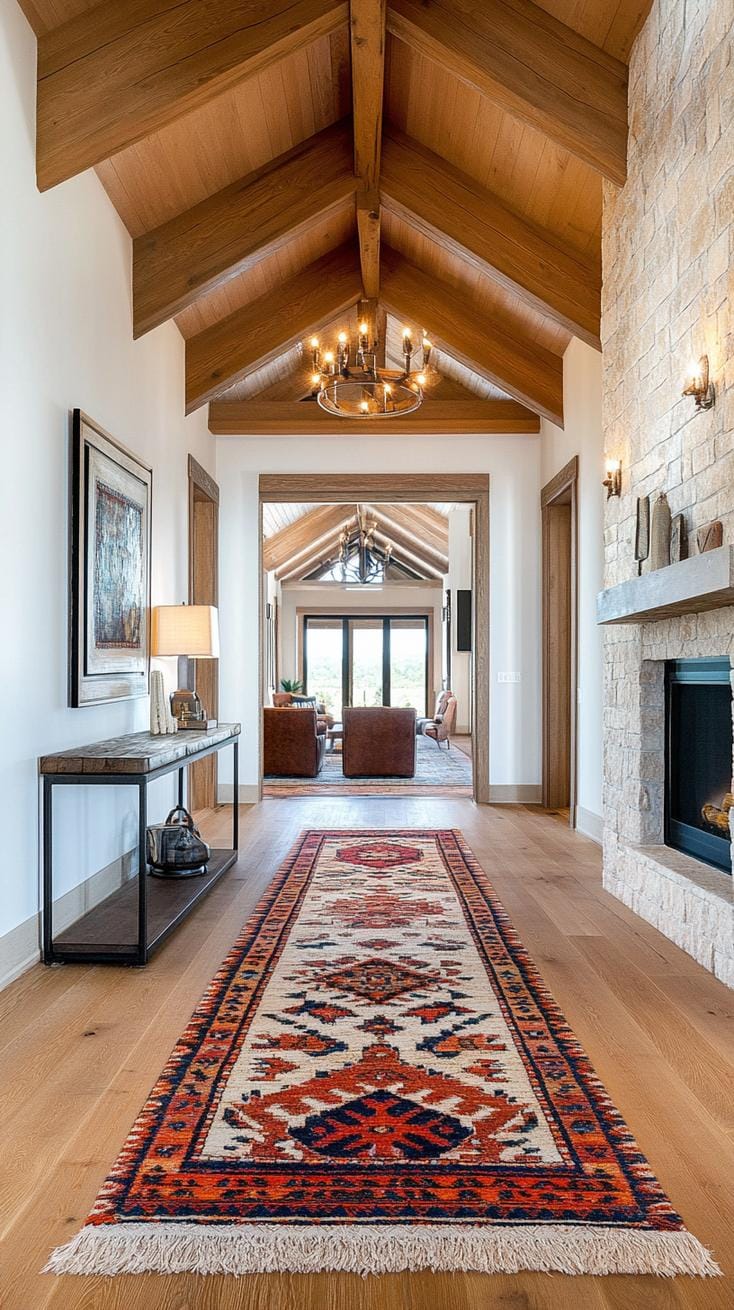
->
xmin=665 ymin=658 xmax=732 ymax=873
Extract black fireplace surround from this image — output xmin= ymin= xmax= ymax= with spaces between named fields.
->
xmin=665 ymin=658 xmax=732 ymax=873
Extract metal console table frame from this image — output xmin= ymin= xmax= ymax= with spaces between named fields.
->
xmin=41 ymin=724 xmax=240 ymax=965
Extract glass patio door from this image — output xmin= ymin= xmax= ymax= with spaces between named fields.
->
xmin=301 ymin=618 xmax=343 ymax=719
xmin=348 ymin=619 xmax=384 ymax=708
xmin=304 ymin=615 xmax=428 ymax=718
xmin=389 ymin=619 xmax=427 ymax=718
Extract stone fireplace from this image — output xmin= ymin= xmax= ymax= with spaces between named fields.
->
xmin=600 ymin=611 xmax=733 ymax=987
xmin=599 ymin=1 xmax=734 ymax=987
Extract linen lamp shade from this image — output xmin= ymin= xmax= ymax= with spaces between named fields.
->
xmin=152 ymin=605 xmax=220 ymax=658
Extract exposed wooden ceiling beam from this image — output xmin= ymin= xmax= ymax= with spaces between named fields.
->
xmin=372 ymin=520 xmax=447 ymax=573
xmin=209 ymin=396 xmax=540 ymax=434
xmin=380 ymin=247 xmax=563 ymax=425
xmin=186 ymin=244 xmax=363 ymax=413
xmin=372 ymin=530 xmax=445 ymax=578
xmin=381 ymin=128 xmax=601 ymax=349
xmin=36 ymin=0 xmax=348 ymax=191
xmin=277 ymin=537 xmax=347 ymax=582
xmin=370 ymin=501 xmax=449 ymax=554
xmin=264 ymin=504 xmax=354 ymax=572
xmin=133 ymin=121 xmax=356 ymax=338
xmin=387 ymin=0 xmax=628 ymax=185
xmin=350 ymin=0 xmax=387 ymax=298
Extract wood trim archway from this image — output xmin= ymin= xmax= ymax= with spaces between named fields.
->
xmin=258 ymin=474 xmax=489 ymax=803
xmin=541 ymin=455 xmax=578 ymax=822
xmin=188 ymin=454 xmax=220 ymax=811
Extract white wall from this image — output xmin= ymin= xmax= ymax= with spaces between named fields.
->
xmin=540 ymin=338 xmax=604 ymax=840
xmin=216 ymin=434 xmax=543 ymax=800
xmin=0 ymin=0 xmax=214 ymax=984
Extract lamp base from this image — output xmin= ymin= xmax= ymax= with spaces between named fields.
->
xmin=170 ymin=687 xmax=207 ymax=729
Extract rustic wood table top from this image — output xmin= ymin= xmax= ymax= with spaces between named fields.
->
xmin=40 ymin=723 xmax=241 ymax=775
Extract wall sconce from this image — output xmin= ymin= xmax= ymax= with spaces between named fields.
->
xmin=603 ymin=457 xmax=622 ymax=499
xmin=682 ymin=355 xmax=715 ymax=410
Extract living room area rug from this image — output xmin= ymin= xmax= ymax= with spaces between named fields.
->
xmin=47 ymin=830 xmax=720 ymax=1278
xmin=263 ymin=734 xmax=473 ymax=797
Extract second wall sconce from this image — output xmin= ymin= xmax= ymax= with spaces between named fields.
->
xmin=682 ymin=355 xmax=715 ymax=411
xmin=603 ymin=457 xmax=622 ymax=498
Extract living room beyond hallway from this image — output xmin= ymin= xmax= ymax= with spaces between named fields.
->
xmin=260 ymin=496 xmax=477 ymax=797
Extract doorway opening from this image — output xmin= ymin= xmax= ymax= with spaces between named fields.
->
xmin=258 ymin=475 xmax=489 ymax=802
xmin=541 ymin=457 xmax=578 ymax=823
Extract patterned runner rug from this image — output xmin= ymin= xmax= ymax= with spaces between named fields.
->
xmin=48 ymin=830 xmax=720 ymax=1278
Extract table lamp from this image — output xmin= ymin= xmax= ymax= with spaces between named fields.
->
xmin=151 ymin=604 xmax=220 ymax=730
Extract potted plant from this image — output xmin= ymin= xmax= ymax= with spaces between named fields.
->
xmin=272 ymin=678 xmax=304 ymax=707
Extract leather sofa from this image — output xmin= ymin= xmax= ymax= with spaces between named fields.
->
xmin=263 ymin=707 xmax=326 ymax=777
xmin=342 ymin=707 xmax=417 ymax=777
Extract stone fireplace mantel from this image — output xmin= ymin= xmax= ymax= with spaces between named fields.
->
xmin=597 ymin=545 xmax=734 ymax=626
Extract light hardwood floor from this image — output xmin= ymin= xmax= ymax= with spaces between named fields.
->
xmin=2 ymin=797 xmax=732 ymax=1309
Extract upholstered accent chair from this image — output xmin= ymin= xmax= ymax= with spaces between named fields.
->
xmin=342 ymin=707 xmax=417 ymax=777
xmin=423 ymin=694 xmax=457 ymax=749
xmin=416 ymin=689 xmax=452 ymax=736
xmin=263 ymin=707 xmax=326 ymax=777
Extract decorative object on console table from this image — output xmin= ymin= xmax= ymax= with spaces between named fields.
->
xmin=650 ymin=493 xmax=672 ymax=570
xmin=671 ymin=513 xmax=688 ymax=564
xmin=149 ymin=669 xmax=177 ymax=735
xmin=697 ymin=520 xmax=723 ymax=553
xmin=70 ymin=410 xmax=152 ymax=706
xmin=151 ymin=605 xmax=220 ymax=729
xmin=634 ymin=495 xmax=650 ymax=575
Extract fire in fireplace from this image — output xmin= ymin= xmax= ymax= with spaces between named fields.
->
xmin=665 ymin=658 xmax=733 ymax=873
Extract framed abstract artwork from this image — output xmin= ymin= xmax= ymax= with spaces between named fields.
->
xmin=70 ymin=410 xmax=152 ymax=706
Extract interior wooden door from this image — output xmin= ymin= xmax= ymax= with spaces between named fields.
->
xmin=541 ymin=457 xmax=578 ymax=819
xmin=188 ymin=456 xmax=219 ymax=812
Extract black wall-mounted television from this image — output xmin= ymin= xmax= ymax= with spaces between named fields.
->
xmin=456 ymin=589 xmax=472 ymax=652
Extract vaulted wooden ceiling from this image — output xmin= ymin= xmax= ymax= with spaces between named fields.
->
xmin=22 ymin=0 xmax=650 ymax=433
xmin=262 ymin=501 xmax=450 ymax=579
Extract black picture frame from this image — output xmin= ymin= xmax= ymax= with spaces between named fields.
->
xmin=70 ymin=409 xmax=152 ymax=706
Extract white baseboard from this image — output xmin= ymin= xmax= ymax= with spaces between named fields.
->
xmin=0 ymin=916 xmax=41 ymax=991
xmin=575 ymin=806 xmax=603 ymax=844
xmin=218 ymin=783 xmax=261 ymax=804
xmin=487 ymin=784 xmax=542 ymax=804
xmin=0 ymin=848 xmax=136 ymax=992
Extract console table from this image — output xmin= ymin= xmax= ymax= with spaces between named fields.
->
xmin=40 ymin=723 xmax=240 ymax=966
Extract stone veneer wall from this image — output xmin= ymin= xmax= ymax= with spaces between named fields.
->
xmin=601 ymin=0 xmax=734 ymax=986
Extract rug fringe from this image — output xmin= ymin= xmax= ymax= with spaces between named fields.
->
xmin=45 ymin=1223 xmax=722 ymax=1278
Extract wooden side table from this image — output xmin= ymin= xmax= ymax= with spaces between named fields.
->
xmin=40 ymin=724 xmax=240 ymax=965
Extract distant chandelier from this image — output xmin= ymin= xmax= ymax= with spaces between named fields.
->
xmin=308 ymin=322 xmax=435 ymax=418
xmin=338 ymin=508 xmax=391 ymax=583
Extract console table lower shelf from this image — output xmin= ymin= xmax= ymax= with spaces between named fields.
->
xmin=40 ymin=723 xmax=240 ymax=965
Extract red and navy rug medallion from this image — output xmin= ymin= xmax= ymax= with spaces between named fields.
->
xmin=47 ymin=830 xmax=720 ymax=1277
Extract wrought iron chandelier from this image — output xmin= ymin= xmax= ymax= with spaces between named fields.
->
xmin=308 ymin=321 xmax=435 ymax=418
xmin=336 ymin=508 xmax=392 ymax=582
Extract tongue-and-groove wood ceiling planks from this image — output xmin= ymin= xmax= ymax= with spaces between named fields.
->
xmin=20 ymin=0 xmax=651 ymax=433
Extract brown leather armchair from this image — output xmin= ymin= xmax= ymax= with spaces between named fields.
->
xmin=263 ymin=707 xmax=326 ymax=777
xmin=342 ymin=707 xmax=417 ymax=777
